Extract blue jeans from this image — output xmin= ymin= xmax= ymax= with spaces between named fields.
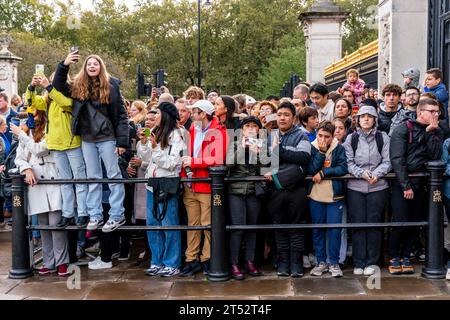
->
xmin=54 ymin=148 xmax=88 ymax=218
xmin=81 ymin=140 xmax=124 ymax=221
xmin=309 ymin=199 xmax=343 ymax=265
xmin=146 ymin=191 xmax=181 ymax=268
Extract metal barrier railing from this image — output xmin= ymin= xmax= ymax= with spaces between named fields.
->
xmin=8 ymin=161 xmax=447 ymax=281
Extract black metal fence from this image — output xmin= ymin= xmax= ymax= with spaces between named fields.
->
xmin=8 ymin=161 xmax=447 ymax=281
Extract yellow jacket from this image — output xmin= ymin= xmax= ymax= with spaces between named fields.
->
xmin=25 ymin=86 xmax=81 ymax=151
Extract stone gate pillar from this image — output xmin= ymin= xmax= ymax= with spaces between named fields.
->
xmin=0 ymin=34 xmax=22 ymax=96
xmin=300 ymin=0 xmax=348 ymax=84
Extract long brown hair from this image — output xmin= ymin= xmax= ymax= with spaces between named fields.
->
xmin=71 ymin=55 xmax=111 ymax=104
xmin=33 ymin=110 xmax=47 ymax=143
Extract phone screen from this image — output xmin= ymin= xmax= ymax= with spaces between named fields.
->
xmin=35 ymin=64 xmax=45 ymax=76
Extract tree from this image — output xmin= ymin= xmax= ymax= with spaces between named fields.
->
xmin=254 ymin=35 xmax=306 ymax=99
xmin=335 ymin=0 xmax=379 ymax=55
xmin=0 ymin=0 xmax=53 ymax=33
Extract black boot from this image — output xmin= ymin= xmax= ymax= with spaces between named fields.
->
xmin=290 ymin=251 xmax=304 ymax=278
xmin=277 ymin=251 xmax=290 ymax=277
xmin=56 ymin=217 xmax=75 ymax=229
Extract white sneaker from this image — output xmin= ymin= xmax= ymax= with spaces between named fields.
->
xmin=329 ymin=264 xmax=343 ymax=278
xmin=102 ymin=218 xmax=126 ymax=233
xmin=363 ymin=265 xmax=377 ymax=276
xmin=159 ymin=266 xmax=180 ymax=277
xmin=446 ymin=268 xmax=450 ymax=280
xmin=87 ymin=218 xmax=104 ymax=231
xmin=303 ymin=256 xmax=311 ymax=268
xmin=309 ymin=253 xmax=317 ymax=266
xmin=310 ymin=262 xmax=329 ymax=276
xmin=138 ymin=251 xmax=146 ymax=260
xmin=145 ymin=265 xmax=164 ymax=276
xmin=353 ymin=267 xmax=364 ymax=275
xmin=88 ymin=257 xmax=112 ymax=270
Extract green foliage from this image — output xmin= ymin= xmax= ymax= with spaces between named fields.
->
xmin=3 ymin=0 xmax=378 ymax=98
xmin=0 ymin=0 xmax=53 ymax=33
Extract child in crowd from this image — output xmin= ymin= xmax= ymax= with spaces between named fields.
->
xmin=340 ymin=69 xmax=365 ymax=104
xmin=307 ymin=121 xmax=348 ymax=278
xmin=298 ymin=107 xmax=319 ymax=142
xmin=424 ymin=68 xmax=449 ymax=121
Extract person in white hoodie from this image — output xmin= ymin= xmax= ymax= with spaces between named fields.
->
xmin=140 ymin=102 xmax=186 ymax=277
xmin=12 ymin=111 xmax=69 ymax=276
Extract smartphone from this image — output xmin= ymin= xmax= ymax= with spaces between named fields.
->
xmin=247 ymin=137 xmax=263 ymax=148
xmin=70 ymin=46 xmax=79 ymax=62
xmin=265 ymin=113 xmax=277 ymax=123
xmin=35 ymin=64 xmax=45 ymax=76
xmin=143 ymin=128 xmax=151 ymax=138
xmin=156 ymin=88 xmax=162 ymax=96
xmin=11 ymin=117 xmax=20 ymax=126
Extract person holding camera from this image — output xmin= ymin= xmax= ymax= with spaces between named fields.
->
xmin=52 ymin=51 xmax=129 ymax=233
xmin=25 ymin=71 xmax=89 ymax=230
xmin=226 ymin=116 xmax=265 ymax=280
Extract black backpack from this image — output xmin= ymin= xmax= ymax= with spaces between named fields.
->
xmin=351 ymin=131 xmax=384 ymax=156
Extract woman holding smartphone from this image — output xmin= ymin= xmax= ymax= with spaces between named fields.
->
xmin=226 ymin=116 xmax=265 ymax=280
xmin=53 ymin=51 xmax=129 ymax=233
xmin=139 ymin=102 xmax=185 ymax=277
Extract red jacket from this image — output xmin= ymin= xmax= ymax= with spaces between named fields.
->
xmin=181 ymin=117 xmax=228 ymax=193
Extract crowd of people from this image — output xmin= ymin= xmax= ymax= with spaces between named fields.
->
xmin=1 ymin=52 xmax=450 ymax=281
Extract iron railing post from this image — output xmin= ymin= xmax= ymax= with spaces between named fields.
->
xmin=207 ymin=166 xmax=230 ymax=282
xmin=422 ymin=160 xmax=446 ymax=279
xmin=9 ymin=171 xmax=33 ymax=279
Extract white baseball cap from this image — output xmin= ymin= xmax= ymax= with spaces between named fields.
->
xmin=189 ymin=99 xmax=215 ymax=115
xmin=246 ymin=95 xmax=256 ymax=105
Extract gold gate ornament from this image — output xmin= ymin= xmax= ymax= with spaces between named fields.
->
xmin=433 ymin=190 xmax=442 ymax=203
xmin=13 ymin=195 xmax=22 ymax=207
xmin=213 ymin=194 xmax=222 ymax=207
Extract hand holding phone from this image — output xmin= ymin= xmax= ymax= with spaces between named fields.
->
xmin=265 ymin=113 xmax=277 ymax=123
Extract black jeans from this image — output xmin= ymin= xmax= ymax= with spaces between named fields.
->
xmin=348 ymin=189 xmax=388 ymax=268
xmin=388 ymin=180 xmax=427 ymax=259
xmin=0 ymin=196 xmax=4 ymax=223
xmin=228 ymin=194 xmax=261 ymax=265
xmin=268 ymin=185 xmax=307 ymax=256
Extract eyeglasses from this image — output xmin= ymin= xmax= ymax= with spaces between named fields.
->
xmin=422 ymin=109 xmax=441 ymax=116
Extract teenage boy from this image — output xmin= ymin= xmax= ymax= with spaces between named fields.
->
xmin=298 ymin=107 xmax=319 ymax=142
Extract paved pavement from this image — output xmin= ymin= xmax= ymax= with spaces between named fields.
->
xmin=1 ymin=231 xmax=450 ymax=300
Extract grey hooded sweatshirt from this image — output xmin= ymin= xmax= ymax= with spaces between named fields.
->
xmin=343 ymin=105 xmax=392 ymax=193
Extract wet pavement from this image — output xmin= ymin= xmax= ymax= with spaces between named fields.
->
xmin=1 ymin=231 xmax=450 ymax=300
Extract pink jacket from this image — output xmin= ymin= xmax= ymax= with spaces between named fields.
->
xmin=343 ymin=79 xmax=365 ymax=104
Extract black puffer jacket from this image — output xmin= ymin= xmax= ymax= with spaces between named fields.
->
xmin=52 ymin=62 xmax=129 ymax=148
xmin=390 ymin=119 xmax=443 ymax=191
xmin=378 ymin=102 xmax=403 ymax=134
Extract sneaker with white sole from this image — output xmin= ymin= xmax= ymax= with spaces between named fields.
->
xmin=446 ymin=268 xmax=450 ymax=280
xmin=303 ymin=255 xmax=311 ymax=269
xmin=363 ymin=265 xmax=377 ymax=276
xmin=353 ymin=267 xmax=364 ymax=275
xmin=310 ymin=262 xmax=329 ymax=276
xmin=329 ymin=264 xmax=343 ymax=278
xmin=159 ymin=266 xmax=180 ymax=277
xmin=145 ymin=265 xmax=164 ymax=276
xmin=88 ymin=257 xmax=112 ymax=270
xmin=309 ymin=253 xmax=317 ymax=266
xmin=87 ymin=218 xmax=104 ymax=231
xmin=102 ymin=218 xmax=126 ymax=233
xmin=111 ymin=252 xmax=120 ymax=260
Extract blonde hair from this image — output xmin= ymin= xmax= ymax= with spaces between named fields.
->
xmin=130 ymin=100 xmax=146 ymax=124
xmin=346 ymin=68 xmax=359 ymax=79
xmin=183 ymin=86 xmax=205 ymax=100
xmin=71 ymin=55 xmax=111 ymax=104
